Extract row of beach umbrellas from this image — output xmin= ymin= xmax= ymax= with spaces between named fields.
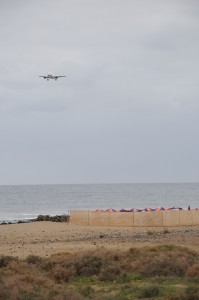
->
xmin=96 ymin=206 xmax=199 ymax=212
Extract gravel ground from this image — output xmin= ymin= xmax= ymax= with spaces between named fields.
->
xmin=0 ymin=222 xmax=198 ymax=258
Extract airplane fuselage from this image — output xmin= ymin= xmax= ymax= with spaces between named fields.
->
xmin=44 ymin=74 xmax=58 ymax=81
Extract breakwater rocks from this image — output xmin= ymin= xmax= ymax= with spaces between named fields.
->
xmin=0 ymin=214 xmax=70 ymax=225
xmin=36 ymin=214 xmax=70 ymax=223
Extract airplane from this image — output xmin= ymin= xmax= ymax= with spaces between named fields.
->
xmin=39 ymin=73 xmax=66 ymax=81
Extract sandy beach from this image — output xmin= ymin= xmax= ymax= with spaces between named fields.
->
xmin=0 ymin=222 xmax=198 ymax=258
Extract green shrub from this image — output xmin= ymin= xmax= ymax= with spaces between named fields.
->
xmin=186 ymin=264 xmax=199 ymax=277
xmin=137 ymin=285 xmax=160 ymax=298
xmin=0 ymin=255 xmax=17 ymax=268
xmin=78 ymin=286 xmax=94 ymax=298
xmin=75 ymin=255 xmax=103 ymax=276
xmin=185 ymin=286 xmax=199 ymax=300
xmin=26 ymin=255 xmax=42 ymax=265
xmin=99 ymin=265 xmax=121 ymax=282
xmin=120 ymin=273 xmax=143 ymax=282
xmin=0 ymin=286 xmax=11 ymax=300
xmin=51 ymin=265 xmax=76 ymax=283
xmin=17 ymin=290 xmax=37 ymax=300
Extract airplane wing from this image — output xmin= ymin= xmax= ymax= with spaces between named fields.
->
xmin=39 ymin=76 xmax=46 ymax=78
xmin=55 ymin=76 xmax=66 ymax=78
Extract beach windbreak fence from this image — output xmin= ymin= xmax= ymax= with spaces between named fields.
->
xmin=69 ymin=209 xmax=199 ymax=227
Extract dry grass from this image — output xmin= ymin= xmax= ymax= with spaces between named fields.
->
xmin=0 ymin=245 xmax=198 ymax=299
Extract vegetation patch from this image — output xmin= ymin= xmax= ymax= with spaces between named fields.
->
xmin=0 ymin=245 xmax=198 ymax=299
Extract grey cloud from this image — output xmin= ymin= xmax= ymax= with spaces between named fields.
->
xmin=0 ymin=0 xmax=199 ymax=184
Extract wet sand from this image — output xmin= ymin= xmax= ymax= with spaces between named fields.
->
xmin=0 ymin=222 xmax=198 ymax=258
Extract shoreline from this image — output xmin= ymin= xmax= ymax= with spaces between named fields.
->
xmin=1 ymin=207 xmax=198 ymax=225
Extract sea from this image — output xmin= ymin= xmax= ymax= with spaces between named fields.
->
xmin=0 ymin=183 xmax=198 ymax=223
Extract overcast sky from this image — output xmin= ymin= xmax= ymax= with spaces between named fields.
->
xmin=0 ymin=0 xmax=199 ymax=184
